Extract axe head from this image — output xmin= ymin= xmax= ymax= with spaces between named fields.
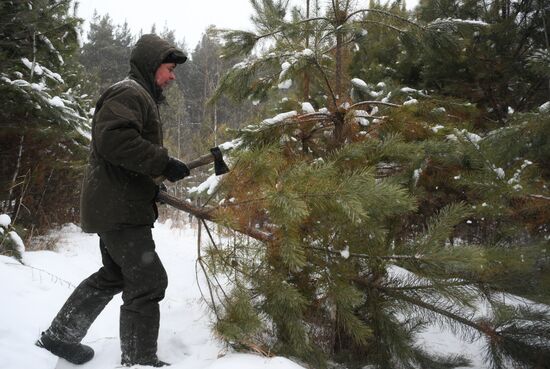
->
xmin=210 ymin=147 xmax=230 ymax=175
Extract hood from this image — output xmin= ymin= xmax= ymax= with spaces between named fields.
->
xmin=128 ymin=34 xmax=187 ymax=102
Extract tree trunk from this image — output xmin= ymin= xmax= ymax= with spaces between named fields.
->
xmin=157 ymin=191 xmax=273 ymax=242
xmin=6 ymin=135 xmax=24 ymax=214
xmin=303 ymin=0 xmax=311 ymax=101
xmin=541 ymin=1 xmax=550 ymax=99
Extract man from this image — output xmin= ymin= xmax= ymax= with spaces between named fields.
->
xmin=36 ymin=34 xmax=189 ymax=367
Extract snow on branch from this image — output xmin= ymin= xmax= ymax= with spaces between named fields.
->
xmin=38 ymin=34 xmax=64 ymax=65
xmin=214 ymin=29 xmax=259 ymax=59
xmin=1 ymin=73 xmax=88 ymax=133
xmin=261 ymin=111 xmax=297 ymax=126
xmin=427 ymin=18 xmax=488 ymax=30
xmin=21 ymin=58 xmax=64 ymax=84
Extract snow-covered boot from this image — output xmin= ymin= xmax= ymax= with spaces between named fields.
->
xmin=120 ymin=309 xmax=169 ymax=367
xmin=35 ymin=332 xmax=94 ymax=365
xmin=121 ymin=357 xmax=170 ymax=367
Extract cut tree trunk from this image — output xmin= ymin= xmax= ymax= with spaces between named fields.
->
xmin=157 ymin=191 xmax=273 ymax=242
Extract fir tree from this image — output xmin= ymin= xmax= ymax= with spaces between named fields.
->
xmin=80 ymin=13 xmax=134 ymax=97
xmin=0 ymin=0 xmax=90 ymax=235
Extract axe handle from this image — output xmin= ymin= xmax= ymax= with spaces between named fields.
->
xmin=153 ymin=152 xmax=216 ymax=185
xmin=186 ymin=152 xmax=216 ymax=170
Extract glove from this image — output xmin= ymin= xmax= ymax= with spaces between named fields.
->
xmin=155 ymin=183 xmax=168 ymax=204
xmin=162 ymin=157 xmax=190 ymax=182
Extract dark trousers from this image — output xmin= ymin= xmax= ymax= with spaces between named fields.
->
xmin=46 ymin=226 xmax=168 ymax=363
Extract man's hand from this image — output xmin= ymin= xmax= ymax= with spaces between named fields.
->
xmin=155 ymin=183 xmax=168 ymax=204
xmin=162 ymin=157 xmax=190 ymax=182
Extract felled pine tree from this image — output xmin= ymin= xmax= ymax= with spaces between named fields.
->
xmin=198 ymin=1 xmax=550 ymax=368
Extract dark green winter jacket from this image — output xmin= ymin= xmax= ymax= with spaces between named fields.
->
xmin=80 ymin=34 xmax=186 ymax=233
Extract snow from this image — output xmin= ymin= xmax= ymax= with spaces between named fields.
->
xmin=539 ymin=101 xmax=550 ymax=113
xmin=401 ymin=87 xmax=428 ymax=97
xmin=38 ymin=35 xmax=64 ymax=65
xmin=0 ymin=213 xmax=11 ymax=227
xmin=12 ymin=79 xmax=31 ymax=88
xmin=279 ymin=61 xmax=291 ymax=81
xmin=400 ymin=87 xmax=417 ymax=93
xmin=277 ymin=79 xmax=292 ymax=90
xmin=351 ymin=78 xmax=368 ymax=89
xmin=21 ymin=57 xmax=44 ymax=76
xmin=0 ymin=222 xmax=306 ymax=369
xmin=381 ymin=92 xmax=392 ymax=103
xmin=300 ymin=49 xmax=314 ymax=57
xmin=8 ymin=231 xmax=25 ymax=256
xmin=41 ymin=66 xmax=64 ymax=84
xmin=493 ymin=167 xmax=505 ymax=179
xmin=261 ymin=111 xmax=297 ymax=126
xmin=31 ymin=82 xmax=46 ymax=91
xmin=218 ymin=139 xmax=242 ymax=151
xmin=403 ymin=99 xmax=418 ymax=106
xmin=48 ymin=96 xmax=65 ymax=108
xmin=431 ymin=125 xmax=445 ymax=133
xmin=0 ymin=222 xmax=517 ymax=368
xmin=449 ymin=129 xmax=482 ymax=147
xmin=465 ymin=132 xmax=482 ymax=144
xmin=340 ymin=246 xmax=350 ymax=259
xmin=413 ymin=168 xmax=423 ymax=185
xmin=353 ymin=110 xmax=369 ymax=116
xmin=301 ymin=102 xmax=315 ymax=113
xmin=232 ymin=60 xmax=252 ymax=70
xmin=189 ymin=174 xmax=222 ymax=195
xmin=353 ymin=110 xmax=370 ymax=127
xmin=429 ymin=18 xmax=488 ymax=28
xmin=507 ymin=160 xmax=532 ymax=185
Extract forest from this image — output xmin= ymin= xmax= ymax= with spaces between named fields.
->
xmin=1 ymin=0 xmax=550 ymax=368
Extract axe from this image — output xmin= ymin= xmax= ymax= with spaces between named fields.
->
xmin=154 ymin=147 xmax=229 ymax=184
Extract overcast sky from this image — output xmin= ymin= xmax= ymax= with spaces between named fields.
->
xmin=75 ymin=0 xmax=419 ymax=51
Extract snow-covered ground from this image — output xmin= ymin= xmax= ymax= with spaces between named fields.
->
xmin=0 ymin=222 xmax=305 ymax=369
xmin=0 ymin=221 xmax=488 ymax=369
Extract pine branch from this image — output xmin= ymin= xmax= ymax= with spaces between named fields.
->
xmin=384 ymin=288 xmax=486 ymax=333
xmin=357 ymin=19 xmax=407 ymax=34
xmin=350 ymin=100 xmax=401 ymax=109
xmin=528 ymin=194 xmax=550 ymax=201
xmin=344 ymin=8 xmax=422 ymax=30
xmin=311 ymin=57 xmax=338 ymax=107
xmin=308 ymin=245 xmax=434 ymax=262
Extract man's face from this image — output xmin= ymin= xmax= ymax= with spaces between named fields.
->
xmin=155 ymin=63 xmax=176 ymax=89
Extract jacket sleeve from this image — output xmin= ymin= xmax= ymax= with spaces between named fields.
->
xmin=93 ymin=87 xmax=169 ymax=177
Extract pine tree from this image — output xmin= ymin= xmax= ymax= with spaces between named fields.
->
xmin=186 ymin=1 xmax=550 ymax=368
xmin=412 ymin=0 xmax=550 ymax=123
xmin=349 ymin=0 xmax=415 ymax=85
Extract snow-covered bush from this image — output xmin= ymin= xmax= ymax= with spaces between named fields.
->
xmin=0 ymin=214 xmax=25 ymax=263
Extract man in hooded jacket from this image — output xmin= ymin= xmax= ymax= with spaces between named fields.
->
xmin=36 ymin=34 xmax=189 ymax=367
